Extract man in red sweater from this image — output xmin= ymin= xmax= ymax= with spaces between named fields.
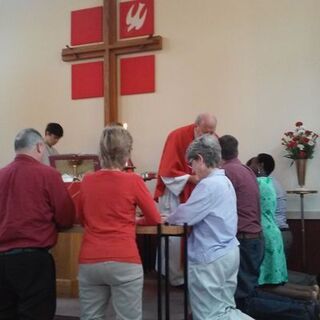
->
xmin=0 ymin=128 xmax=75 ymax=320
xmin=154 ymin=113 xmax=217 ymax=286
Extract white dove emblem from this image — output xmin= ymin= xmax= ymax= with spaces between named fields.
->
xmin=126 ymin=2 xmax=148 ymax=32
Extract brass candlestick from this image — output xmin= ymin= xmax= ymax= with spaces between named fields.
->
xmin=68 ymin=157 xmax=83 ymax=181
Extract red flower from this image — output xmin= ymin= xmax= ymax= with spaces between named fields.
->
xmin=282 ymin=122 xmax=318 ymax=160
xmin=288 ymin=141 xmax=297 ymax=148
xmin=298 ymin=151 xmax=307 ymax=158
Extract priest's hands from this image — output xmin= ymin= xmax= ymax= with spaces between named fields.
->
xmin=140 ymin=171 xmax=157 ymax=181
xmin=188 ymin=174 xmax=200 ymax=185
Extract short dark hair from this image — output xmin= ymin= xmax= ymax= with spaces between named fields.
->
xmin=219 ymin=135 xmax=238 ymax=160
xmin=257 ymin=153 xmax=275 ymax=175
xmin=45 ymin=123 xmax=63 ymax=137
xmin=246 ymin=157 xmax=256 ymax=167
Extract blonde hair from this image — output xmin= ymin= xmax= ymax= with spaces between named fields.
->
xmin=100 ymin=126 xmax=133 ymax=169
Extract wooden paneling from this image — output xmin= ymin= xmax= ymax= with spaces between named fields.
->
xmin=287 ymin=219 xmax=320 ymax=274
xmin=52 ymin=233 xmax=82 ymax=297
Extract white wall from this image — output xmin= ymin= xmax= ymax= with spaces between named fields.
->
xmin=1 ymin=0 xmax=320 ymax=212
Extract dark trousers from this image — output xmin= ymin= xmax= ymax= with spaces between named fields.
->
xmin=247 ymin=290 xmax=320 ymax=320
xmin=236 ymin=238 xmax=319 ymax=320
xmin=0 ymin=250 xmax=56 ymax=320
xmin=235 ymin=237 xmax=264 ymax=302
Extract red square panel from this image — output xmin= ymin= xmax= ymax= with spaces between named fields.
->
xmin=72 ymin=62 xmax=104 ymax=99
xmin=120 ymin=0 xmax=154 ymax=39
xmin=120 ymin=55 xmax=155 ymax=95
xmin=71 ymin=6 xmax=103 ymax=46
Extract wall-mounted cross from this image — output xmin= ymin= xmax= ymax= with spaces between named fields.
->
xmin=61 ymin=0 xmax=162 ymax=124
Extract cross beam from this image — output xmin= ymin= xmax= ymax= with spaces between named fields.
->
xmin=62 ymin=36 xmax=162 ymax=62
xmin=61 ymin=0 xmax=162 ymax=124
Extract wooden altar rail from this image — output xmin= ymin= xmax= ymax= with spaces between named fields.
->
xmin=60 ymin=224 xmax=185 ymax=235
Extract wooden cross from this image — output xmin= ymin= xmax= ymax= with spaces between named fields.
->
xmin=61 ymin=0 xmax=162 ymax=124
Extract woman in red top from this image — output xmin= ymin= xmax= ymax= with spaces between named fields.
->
xmin=78 ymin=126 xmax=161 ymax=320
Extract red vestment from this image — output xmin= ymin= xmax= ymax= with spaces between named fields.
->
xmin=154 ymin=124 xmax=195 ymax=203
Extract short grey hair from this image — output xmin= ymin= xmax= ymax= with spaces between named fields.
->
xmin=100 ymin=126 xmax=133 ymax=169
xmin=14 ymin=128 xmax=43 ymax=152
xmin=186 ymin=134 xmax=221 ymax=168
xmin=195 ymin=114 xmax=204 ymax=126
xmin=194 ymin=113 xmax=217 ymax=126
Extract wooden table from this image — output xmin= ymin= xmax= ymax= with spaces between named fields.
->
xmin=56 ymin=224 xmax=189 ymax=320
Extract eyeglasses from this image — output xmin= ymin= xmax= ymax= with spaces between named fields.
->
xmin=187 ymin=159 xmax=194 ymax=169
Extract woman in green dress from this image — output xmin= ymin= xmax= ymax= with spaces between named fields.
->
xmin=247 ymin=154 xmax=318 ymax=300
xmin=256 ymin=175 xmax=288 ymax=285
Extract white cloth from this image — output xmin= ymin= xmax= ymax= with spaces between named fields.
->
xmin=158 ymin=175 xmax=189 ymax=216
xmin=157 ymin=175 xmax=189 ymax=286
xmin=189 ymin=246 xmax=253 ymax=320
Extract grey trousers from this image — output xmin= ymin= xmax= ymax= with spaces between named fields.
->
xmin=189 ymin=246 xmax=253 ymax=320
xmin=79 ymin=261 xmax=143 ymax=320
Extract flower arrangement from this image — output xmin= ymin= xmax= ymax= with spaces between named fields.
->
xmin=282 ymin=121 xmax=318 ymax=160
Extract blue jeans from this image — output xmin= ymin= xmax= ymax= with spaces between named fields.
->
xmin=235 ymin=237 xmax=264 ymax=301
xmin=246 ymin=290 xmax=319 ymax=320
xmin=236 ymin=237 xmax=319 ymax=319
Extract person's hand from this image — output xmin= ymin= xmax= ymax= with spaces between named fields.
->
xmin=141 ymin=171 xmax=157 ymax=181
xmin=188 ymin=174 xmax=200 ymax=184
xmin=160 ymin=214 xmax=168 ymax=224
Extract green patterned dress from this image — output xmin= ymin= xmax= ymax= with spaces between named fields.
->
xmin=258 ymin=176 xmax=288 ymax=285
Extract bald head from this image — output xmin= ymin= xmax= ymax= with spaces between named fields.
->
xmin=194 ymin=113 xmax=217 ymax=138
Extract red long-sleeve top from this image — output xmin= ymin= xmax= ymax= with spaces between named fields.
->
xmin=78 ymin=170 xmax=161 ymax=264
xmin=0 ymin=154 xmax=75 ymax=252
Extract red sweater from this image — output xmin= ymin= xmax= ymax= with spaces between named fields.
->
xmin=0 ymin=154 xmax=75 ymax=252
xmin=78 ymin=170 xmax=161 ymax=264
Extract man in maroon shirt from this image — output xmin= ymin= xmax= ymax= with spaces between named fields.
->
xmin=219 ymin=135 xmax=264 ymax=314
xmin=0 ymin=128 xmax=75 ymax=320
